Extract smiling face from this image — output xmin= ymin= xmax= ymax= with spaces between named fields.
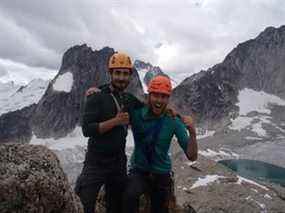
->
xmin=110 ymin=68 xmax=131 ymax=91
xmin=148 ymin=92 xmax=170 ymax=116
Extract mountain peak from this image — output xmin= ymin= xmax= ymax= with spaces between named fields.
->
xmin=259 ymin=25 xmax=285 ymax=37
xmin=31 ymin=46 xmax=143 ymax=138
xmin=134 ymin=59 xmax=167 ymax=89
xmin=171 ymin=25 xmax=285 ymax=126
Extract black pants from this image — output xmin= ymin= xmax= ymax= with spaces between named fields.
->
xmin=75 ymin=154 xmax=127 ymax=213
xmin=123 ymin=169 xmax=172 ymax=213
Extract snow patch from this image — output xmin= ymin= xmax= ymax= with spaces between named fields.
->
xmin=245 ymin=136 xmax=263 ymax=140
xmin=230 ymin=88 xmax=285 ymax=139
xmin=0 ymin=81 xmax=20 ymax=97
xmin=197 ymin=130 xmax=215 ymax=139
xmin=272 ymin=124 xmax=285 ymax=134
xmin=136 ymin=68 xmax=148 ymax=93
xmin=251 ymin=122 xmax=267 ymax=137
xmin=245 ymin=195 xmax=252 ymax=200
xmin=182 ymin=187 xmax=188 ymax=191
xmin=237 ymin=88 xmax=285 ymax=115
xmin=237 ymin=176 xmax=268 ymax=191
xmin=199 ymin=149 xmax=230 ymax=158
xmin=190 ymin=175 xmax=224 ymax=189
xmin=229 ymin=116 xmax=253 ymax=131
xmin=264 ymin=194 xmax=272 ymax=199
xmin=185 ymin=161 xmax=197 ymax=167
xmin=30 ymin=126 xmax=87 ymax=151
xmin=251 ymin=188 xmax=258 ymax=193
xmin=199 ymin=148 xmax=239 ymax=161
xmin=229 ymin=115 xmax=271 ymax=137
xmin=246 ymin=197 xmax=267 ymax=212
xmin=0 ymin=79 xmax=48 ymax=115
xmin=53 ymin=72 xmax=73 ymax=92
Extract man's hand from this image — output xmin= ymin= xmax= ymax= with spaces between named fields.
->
xmin=165 ymin=107 xmax=178 ymax=118
xmin=114 ymin=112 xmax=130 ymax=126
xmin=85 ymin=87 xmax=101 ymax=96
xmin=181 ymin=115 xmax=196 ymax=135
xmin=98 ymin=112 xmax=129 ymax=134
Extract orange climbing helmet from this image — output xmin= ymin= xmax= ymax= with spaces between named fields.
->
xmin=148 ymin=75 xmax=172 ymax=95
xmin=108 ymin=52 xmax=133 ymax=71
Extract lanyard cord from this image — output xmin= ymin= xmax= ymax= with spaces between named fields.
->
xmin=110 ymin=93 xmax=122 ymax=113
xmin=110 ymin=92 xmax=128 ymax=132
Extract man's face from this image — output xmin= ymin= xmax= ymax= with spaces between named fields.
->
xmin=149 ymin=92 xmax=170 ymax=116
xmin=110 ymin=68 xmax=131 ymax=91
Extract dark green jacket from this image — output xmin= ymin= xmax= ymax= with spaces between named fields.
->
xmin=82 ymin=84 xmax=143 ymax=163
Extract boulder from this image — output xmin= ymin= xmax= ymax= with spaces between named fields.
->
xmin=0 ymin=144 xmax=83 ymax=213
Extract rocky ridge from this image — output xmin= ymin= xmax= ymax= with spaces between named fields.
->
xmin=171 ymin=25 xmax=285 ymax=128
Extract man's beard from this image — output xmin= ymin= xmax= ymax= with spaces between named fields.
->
xmin=111 ymin=80 xmax=129 ymax=91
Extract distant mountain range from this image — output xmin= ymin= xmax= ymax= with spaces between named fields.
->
xmin=1 ymin=25 xmax=285 ymax=144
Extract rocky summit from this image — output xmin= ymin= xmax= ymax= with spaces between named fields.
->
xmin=0 ymin=143 xmax=83 ymax=213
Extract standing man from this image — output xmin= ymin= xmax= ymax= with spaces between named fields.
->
xmin=75 ymin=52 xmax=143 ymax=213
xmin=123 ymin=75 xmax=198 ymax=213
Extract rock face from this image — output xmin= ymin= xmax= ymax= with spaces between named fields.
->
xmin=134 ymin=60 xmax=167 ymax=86
xmin=31 ymin=44 xmax=144 ymax=138
xmin=0 ymin=105 xmax=35 ymax=143
xmin=236 ymin=26 xmax=285 ymax=97
xmin=0 ymin=143 xmax=83 ymax=213
xmin=170 ymin=67 xmax=240 ymax=126
xmin=0 ymin=79 xmax=49 ymax=144
xmin=171 ymin=25 xmax=285 ymax=126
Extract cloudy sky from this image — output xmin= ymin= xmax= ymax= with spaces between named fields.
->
xmin=0 ymin=0 xmax=284 ymax=85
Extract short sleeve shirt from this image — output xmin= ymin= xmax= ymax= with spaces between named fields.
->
xmin=130 ymin=106 xmax=190 ymax=173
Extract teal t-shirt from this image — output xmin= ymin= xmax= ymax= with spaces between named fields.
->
xmin=130 ymin=106 xmax=190 ymax=174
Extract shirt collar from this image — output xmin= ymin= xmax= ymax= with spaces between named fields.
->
xmin=141 ymin=106 xmax=166 ymax=120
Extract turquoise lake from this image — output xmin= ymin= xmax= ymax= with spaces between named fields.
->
xmin=219 ymin=159 xmax=285 ymax=186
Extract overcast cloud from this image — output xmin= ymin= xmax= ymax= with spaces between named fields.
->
xmin=0 ymin=0 xmax=284 ymax=84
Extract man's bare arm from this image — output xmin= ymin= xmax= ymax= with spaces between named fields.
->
xmin=182 ymin=116 xmax=198 ymax=161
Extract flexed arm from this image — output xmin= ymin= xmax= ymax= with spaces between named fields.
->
xmin=181 ymin=116 xmax=198 ymax=161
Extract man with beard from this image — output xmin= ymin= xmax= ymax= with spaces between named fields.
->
xmin=75 ymin=52 xmax=144 ymax=213
xmin=123 ymin=75 xmax=198 ymax=213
